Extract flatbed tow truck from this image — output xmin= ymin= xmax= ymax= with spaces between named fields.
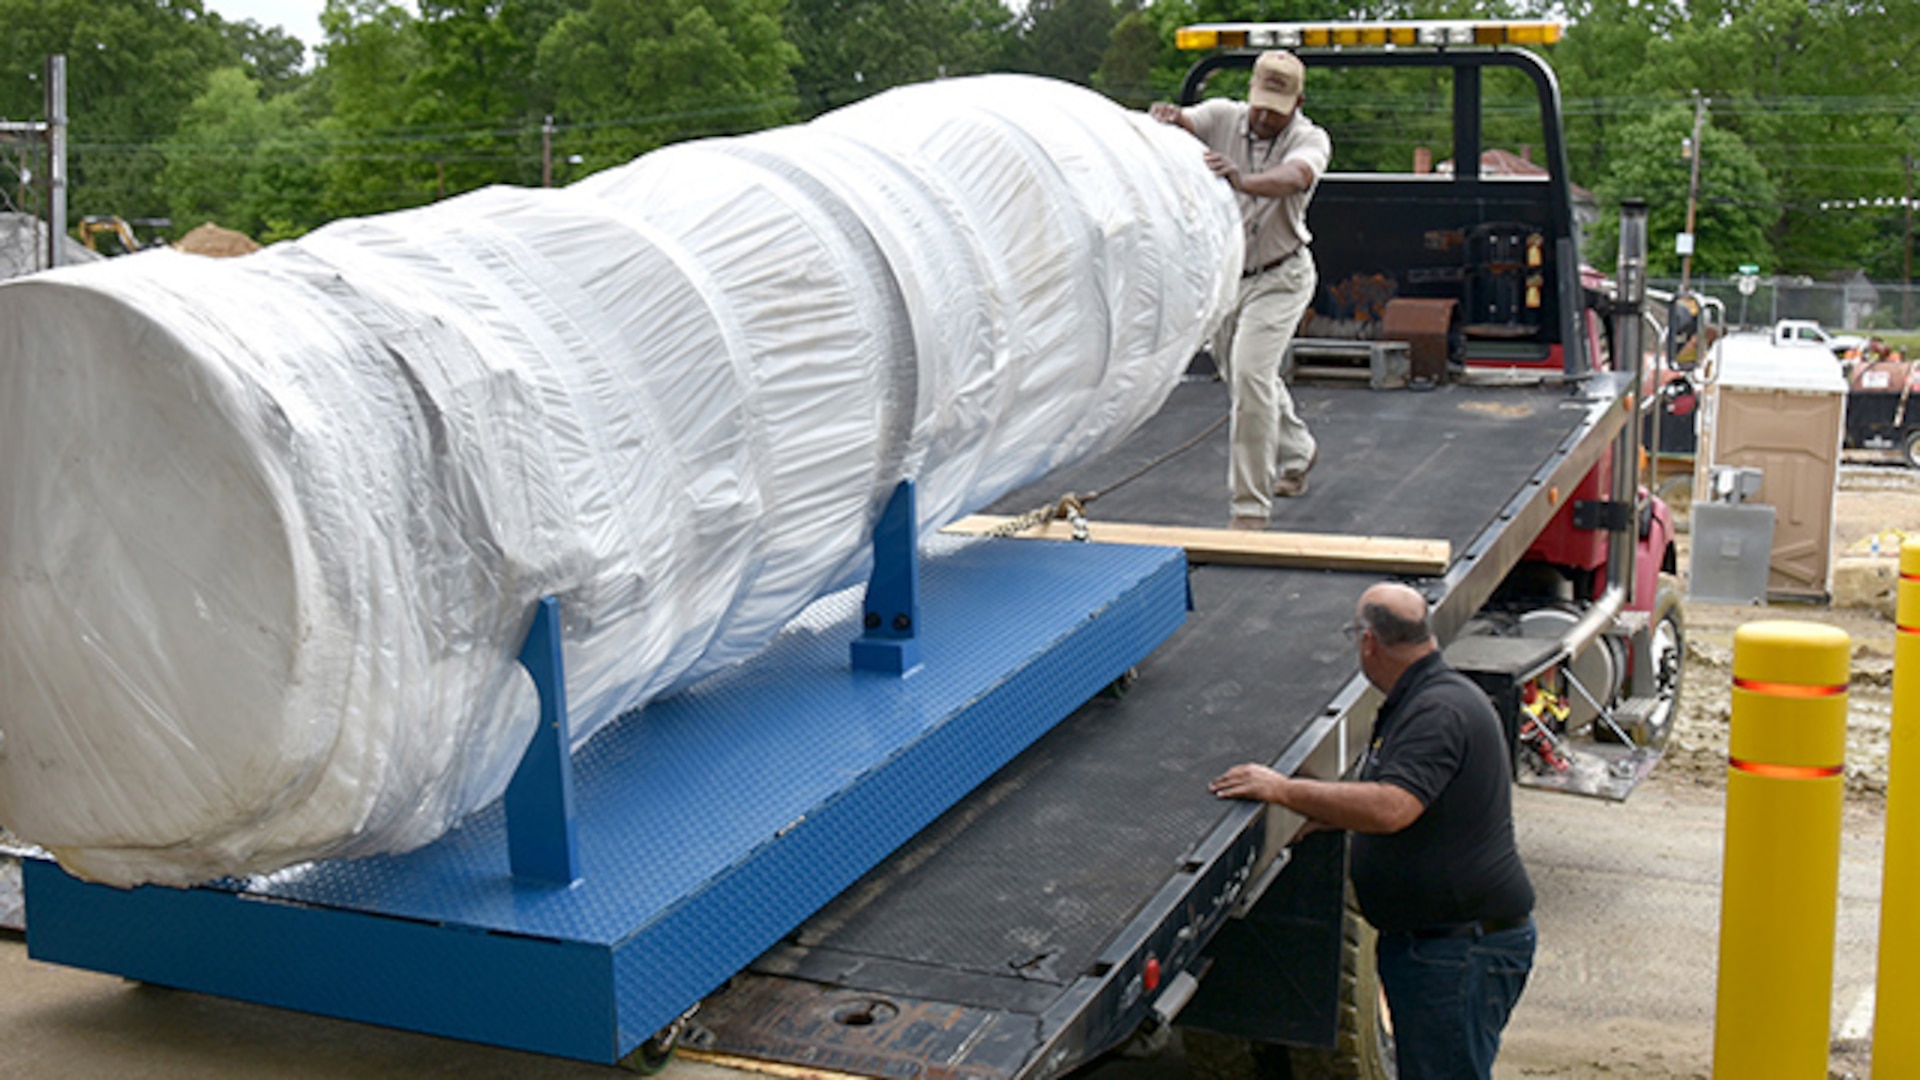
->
xmin=16 ymin=19 xmax=1685 ymax=1080
xmin=656 ymin=19 xmax=1683 ymax=1080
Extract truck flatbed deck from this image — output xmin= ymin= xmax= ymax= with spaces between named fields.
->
xmin=686 ymin=370 xmax=1629 ymax=1078
xmin=14 ymin=29 xmax=1678 ymax=1078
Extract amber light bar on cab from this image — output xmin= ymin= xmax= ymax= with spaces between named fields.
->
xmin=1175 ymin=20 xmax=1565 ymax=52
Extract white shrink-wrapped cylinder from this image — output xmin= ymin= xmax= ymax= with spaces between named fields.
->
xmin=0 ymin=74 xmax=1241 ymax=887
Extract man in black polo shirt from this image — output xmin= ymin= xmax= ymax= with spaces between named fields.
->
xmin=1210 ymin=581 xmax=1534 ymax=1079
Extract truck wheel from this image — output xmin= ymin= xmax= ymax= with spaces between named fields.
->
xmin=1904 ymin=430 xmax=1920 ymax=469
xmin=1286 ymin=889 xmax=1394 ymax=1080
xmin=1592 ymin=575 xmax=1685 ymax=749
xmin=1631 ymin=576 xmax=1685 ymax=750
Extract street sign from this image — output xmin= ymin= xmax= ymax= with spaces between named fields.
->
xmin=1738 ymin=263 xmax=1760 ymax=275
xmin=1738 ymin=275 xmax=1757 ymax=296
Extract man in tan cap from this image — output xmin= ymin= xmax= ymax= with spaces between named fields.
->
xmin=1152 ymin=51 xmax=1330 ymax=527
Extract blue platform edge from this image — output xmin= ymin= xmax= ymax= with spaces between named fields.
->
xmin=26 ymin=538 xmax=1188 ymax=1064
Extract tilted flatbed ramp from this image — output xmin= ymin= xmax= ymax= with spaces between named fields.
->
xmin=683 ymin=372 xmax=1629 ymax=1079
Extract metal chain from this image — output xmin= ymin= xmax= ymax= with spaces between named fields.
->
xmin=984 ymin=412 xmax=1228 ymax=541
xmin=985 ymin=493 xmax=1087 ymax=539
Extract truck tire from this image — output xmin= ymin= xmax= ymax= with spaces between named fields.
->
xmin=1592 ymin=573 xmax=1684 ymax=749
xmin=1632 ymin=575 xmax=1686 ymax=751
xmin=1904 ymin=429 xmax=1920 ymax=469
xmin=1286 ymin=889 xmax=1394 ymax=1080
xmin=1180 ymin=891 xmax=1392 ymax=1080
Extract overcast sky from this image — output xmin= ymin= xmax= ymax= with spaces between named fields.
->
xmin=203 ymin=0 xmax=326 ymax=53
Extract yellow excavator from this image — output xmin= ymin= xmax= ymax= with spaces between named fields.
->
xmin=77 ymin=215 xmax=169 ymax=255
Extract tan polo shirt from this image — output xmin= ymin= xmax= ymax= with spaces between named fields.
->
xmin=1188 ymin=99 xmax=1331 ymax=274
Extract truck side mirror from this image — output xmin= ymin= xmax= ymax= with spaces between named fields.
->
xmin=1667 ymin=295 xmax=1702 ymax=369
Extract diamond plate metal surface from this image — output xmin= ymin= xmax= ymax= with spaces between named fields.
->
xmin=27 ymin=537 xmax=1187 ymax=1064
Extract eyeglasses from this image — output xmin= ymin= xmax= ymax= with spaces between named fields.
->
xmin=1341 ymin=618 xmax=1367 ymax=643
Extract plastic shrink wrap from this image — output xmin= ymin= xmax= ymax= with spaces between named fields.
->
xmin=0 ymin=75 xmax=1240 ymax=887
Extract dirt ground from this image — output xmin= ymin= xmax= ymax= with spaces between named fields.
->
xmin=1495 ymin=460 xmax=1919 ymax=1080
xmin=1665 ymin=461 xmax=1916 ymax=801
xmin=1092 ymin=464 xmax=1919 ymax=1080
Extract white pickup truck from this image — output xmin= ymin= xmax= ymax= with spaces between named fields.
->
xmin=1773 ymin=318 xmax=1865 ymax=356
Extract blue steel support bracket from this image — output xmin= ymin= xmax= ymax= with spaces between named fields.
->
xmin=851 ymin=480 xmax=923 ymax=676
xmin=23 ymin=541 xmax=1187 ymax=1064
xmin=506 ymin=596 xmax=582 ymax=885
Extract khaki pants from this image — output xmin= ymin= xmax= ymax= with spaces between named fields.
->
xmin=1215 ymin=253 xmax=1317 ymax=521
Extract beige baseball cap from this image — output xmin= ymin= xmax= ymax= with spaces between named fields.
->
xmin=1248 ymin=50 xmax=1304 ymax=113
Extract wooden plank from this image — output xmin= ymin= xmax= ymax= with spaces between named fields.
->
xmin=943 ymin=516 xmax=1451 ymax=575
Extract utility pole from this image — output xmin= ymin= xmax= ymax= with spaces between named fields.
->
xmin=1679 ymin=90 xmax=1707 ymax=295
xmin=542 ymin=114 xmax=554 ymax=188
xmin=1905 ymin=153 xmax=1913 ymax=330
xmin=45 ymin=53 xmax=66 ymax=271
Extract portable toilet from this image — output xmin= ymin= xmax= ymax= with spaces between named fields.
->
xmin=1691 ymin=332 xmax=1848 ymax=601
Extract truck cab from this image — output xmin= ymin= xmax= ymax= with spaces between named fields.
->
xmin=1177 ymin=20 xmax=1590 ymax=375
xmin=1176 ymin=18 xmax=1681 ymax=772
xmin=1774 ymin=318 xmax=1839 ymax=350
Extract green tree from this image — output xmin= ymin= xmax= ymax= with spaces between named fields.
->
xmin=317 ymin=0 xmax=433 ymax=217
xmin=1179 ymin=0 xmax=1336 ymax=22
xmin=1553 ymin=0 xmax=1920 ymax=277
xmin=1586 ymin=106 xmax=1777 ymax=279
xmin=1092 ymin=6 xmax=1158 ymax=108
xmin=160 ymin=66 xmax=326 ymax=241
xmin=0 ymin=0 xmax=229 ymax=228
xmin=1127 ymin=0 xmax=1201 ymax=105
xmin=409 ymin=0 xmax=571 ymax=193
xmin=1536 ymin=0 xmax=1668 ymax=186
xmin=246 ymin=124 xmax=331 ymax=241
xmin=536 ymin=0 xmax=800 ymax=173
xmin=1008 ymin=0 xmax=1116 ymax=87
xmin=945 ymin=0 xmax=1021 ymax=81
xmin=784 ymin=0 xmax=1014 ymax=117
xmin=313 ymin=0 xmax=577 ymax=217
xmin=211 ymin=16 xmax=310 ymax=97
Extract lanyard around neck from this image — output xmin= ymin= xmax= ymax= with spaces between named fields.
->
xmin=1246 ymin=124 xmax=1281 ymax=170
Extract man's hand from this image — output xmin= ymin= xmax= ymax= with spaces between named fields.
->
xmin=1203 ymin=150 xmax=1241 ymax=191
xmin=1210 ymin=762 xmax=1286 ymax=802
xmin=1149 ymin=102 xmax=1195 ymax=136
xmin=1210 ymin=765 xmax=1426 ymax=836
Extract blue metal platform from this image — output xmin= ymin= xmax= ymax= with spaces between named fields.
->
xmin=26 ymin=535 xmax=1187 ymax=1065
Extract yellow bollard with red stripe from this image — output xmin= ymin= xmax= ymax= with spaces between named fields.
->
xmin=1713 ymin=620 xmax=1850 ymax=1080
xmin=1874 ymin=541 xmax=1920 ymax=1076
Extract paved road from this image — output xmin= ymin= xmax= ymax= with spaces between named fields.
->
xmin=0 ymin=772 xmax=1889 ymax=1079
xmin=1499 ymin=772 xmax=1884 ymax=1079
xmin=1085 ymin=769 xmax=1887 ymax=1080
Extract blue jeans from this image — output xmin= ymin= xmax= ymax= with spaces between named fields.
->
xmin=1375 ymin=918 xmax=1536 ymax=1080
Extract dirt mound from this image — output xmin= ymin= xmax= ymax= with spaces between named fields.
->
xmin=174 ymin=221 xmax=260 ymax=258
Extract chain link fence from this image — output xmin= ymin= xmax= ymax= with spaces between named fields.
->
xmin=1655 ymin=275 xmax=1920 ymax=334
